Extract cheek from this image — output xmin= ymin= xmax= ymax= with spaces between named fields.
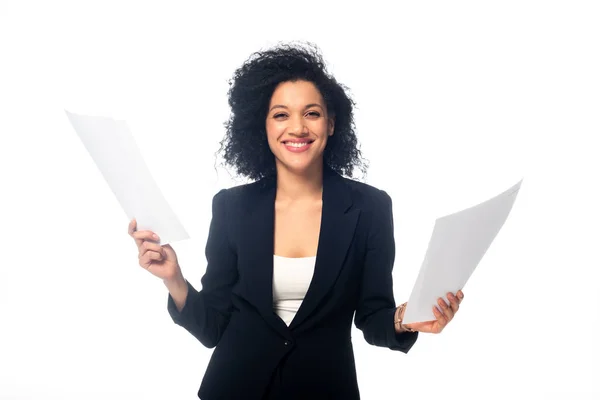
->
xmin=315 ymin=122 xmax=331 ymax=142
xmin=265 ymin=122 xmax=280 ymax=149
xmin=265 ymin=119 xmax=281 ymax=135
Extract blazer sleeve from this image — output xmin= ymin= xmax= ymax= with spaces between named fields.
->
xmin=354 ymin=189 xmax=418 ymax=353
xmin=167 ymin=188 xmax=238 ymax=348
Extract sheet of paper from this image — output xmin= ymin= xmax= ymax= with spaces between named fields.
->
xmin=402 ymin=179 xmax=523 ymax=324
xmin=65 ymin=110 xmax=189 ymax=245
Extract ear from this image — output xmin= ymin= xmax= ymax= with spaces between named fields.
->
xmin=328 ymin=116 xmax=335 ymax=136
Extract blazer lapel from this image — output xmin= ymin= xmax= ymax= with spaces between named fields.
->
xmin=239 ymin=176 xmax=291 ymax=339
xmin=289 ymin=167 xmax=360 ymax=330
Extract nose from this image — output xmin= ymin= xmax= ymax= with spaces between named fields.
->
xmin=287 ymin=114 xmax=309 ymax=136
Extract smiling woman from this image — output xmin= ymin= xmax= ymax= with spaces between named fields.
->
xmin=128 ymin=42 xmax=464 ymax=400
xmin=217 ymin=42 xmax=366 ymax=181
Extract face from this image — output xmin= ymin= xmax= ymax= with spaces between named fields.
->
xmin=265 ymin=80 xmax=334 ymax=175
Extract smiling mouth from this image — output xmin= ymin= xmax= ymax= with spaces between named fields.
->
xmin=282 ymin=140 xmax=315 ymax=148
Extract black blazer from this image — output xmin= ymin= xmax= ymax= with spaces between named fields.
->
xmin=167 ymin=166 xmax=418 ymax=400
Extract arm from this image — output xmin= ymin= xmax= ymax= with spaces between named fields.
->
xmin=354 ymin=190 xmax=418 ymax=353
xmin=166 ymin=189 xmax=238 ymax=348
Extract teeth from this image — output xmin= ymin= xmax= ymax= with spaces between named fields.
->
xmin=286 ymin=142 xmax=309 ymax=148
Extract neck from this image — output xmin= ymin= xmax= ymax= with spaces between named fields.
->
xmin=275 ymin=161 xmax=324 ymax=201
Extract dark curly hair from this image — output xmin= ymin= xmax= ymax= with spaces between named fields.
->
xmin=216 ymin=42 xmax=368 ymax=181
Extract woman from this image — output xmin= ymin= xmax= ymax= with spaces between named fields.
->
xmin=128 ymin=43 xmax=464 ymax=400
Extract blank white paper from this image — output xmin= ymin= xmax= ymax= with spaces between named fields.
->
xmin=402 ymin=179 xmax=523 ymax=324
xmin=65 ymin=110 xmax=189 ymax=245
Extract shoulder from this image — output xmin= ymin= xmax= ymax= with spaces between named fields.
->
xmin=340 ymin=177 xmax=395 ymax=241
xmin=212 ymin=178 xmax=267 ymax=210
xmin=341 ymin=176 xmax=393 ymax=212
xmin=340 ymin=177 xmax=396 ymax=245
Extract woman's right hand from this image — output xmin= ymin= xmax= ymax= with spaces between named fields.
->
xmin=128 ymin=218 xmax=182 ymax=282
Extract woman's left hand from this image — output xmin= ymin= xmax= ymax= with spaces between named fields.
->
xmin=404 ymin=290 xmax=464 ymax=334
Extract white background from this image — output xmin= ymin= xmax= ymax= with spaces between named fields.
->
xmin=1 ymin=1 xmax=599 ymax=399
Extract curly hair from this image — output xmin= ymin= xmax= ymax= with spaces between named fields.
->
xmin=216 ymin=42 xmax=368 ymax=181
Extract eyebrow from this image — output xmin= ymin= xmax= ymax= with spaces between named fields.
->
xmin=269 ymin=103 xmax=324 ymax=112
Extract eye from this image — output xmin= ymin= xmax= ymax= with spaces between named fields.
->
xmin=274 ymin=113 xmax=287 ymax=119
xmin=306 ymin=111 xmax=321 ymax=118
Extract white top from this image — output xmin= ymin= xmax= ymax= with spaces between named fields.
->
xmin=272 ymin=254 xmax=316 ymax=326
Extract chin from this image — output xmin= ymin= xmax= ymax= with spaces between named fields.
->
xmin=276 ymin=157 xmax=323 ymax=175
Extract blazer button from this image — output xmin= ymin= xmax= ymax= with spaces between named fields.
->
xmin=284 ymin=341 xmax=289 ymax=346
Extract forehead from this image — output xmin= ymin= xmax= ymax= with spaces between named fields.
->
xmin=269 ymin=80 xmax=325 ymax=106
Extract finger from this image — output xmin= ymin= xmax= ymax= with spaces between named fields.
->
xmin=128 ymin=219 xmax=136 ymax=235
xmin=128 ymin=219 xmax=142 ymax=247
xmin=457 ymin=290 xmax=464 ymax=303
xmin=139 ymin=240 xmax=165 ymax=259
xmin=140 ymin=250 xmax=164 ymax=269
xmin=132 ymin=230 xmax=160 ymax=248
xmin=447 ymin=292 xmax=460 ymax=313
xmin=162 ymin=244 xmax=174 ymax=256
xmin=432 ymin=306 xmax=446 ymax=333
xmin=437 ymin=298 xmax=454 ymax=322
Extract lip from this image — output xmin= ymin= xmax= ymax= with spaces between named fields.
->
xmin=281 ymin=139 xmax=314 ymax=153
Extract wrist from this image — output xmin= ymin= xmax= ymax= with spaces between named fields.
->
xmin=164 ymin=271 xmax=189 ymax=313
xmin=394 ymin=305 xmax=407 ymax=333
xmin=394 ymin=302 xmax=415 ymax=333
xmin=163 ymin=270 xmax=186 ymax=290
